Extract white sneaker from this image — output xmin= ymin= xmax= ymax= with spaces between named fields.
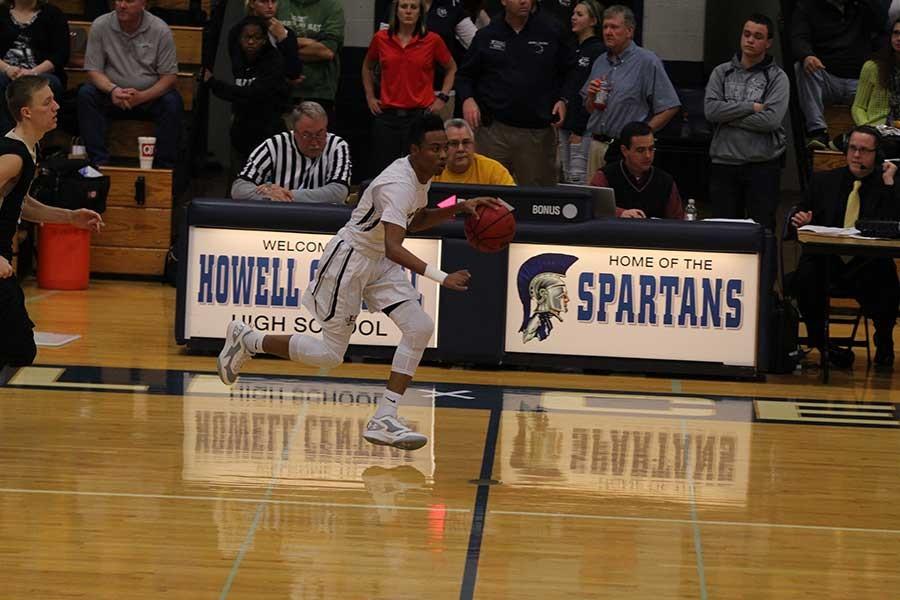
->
xmin=363 ymin=415 xmax=428 ymax=451
xmin=217 ymin=320 xmax=255 ymax=385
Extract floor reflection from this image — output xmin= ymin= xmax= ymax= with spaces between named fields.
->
xmin=499 ymin=390 xmax=753 ymax=506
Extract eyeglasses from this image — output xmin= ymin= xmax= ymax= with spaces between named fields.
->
xmin=240 ymin=33 xmax=266 ymax=42
xmin=847 ymin=144 xmax=876 ymax=155
xmin=298 ymin=130 xmax=327 ymax=142
xmin=448 ymin=139 xmax=474 ymax=148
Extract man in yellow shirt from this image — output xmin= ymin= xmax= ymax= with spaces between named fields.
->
xmin=434 ymin=118 xmax=516 ymax=185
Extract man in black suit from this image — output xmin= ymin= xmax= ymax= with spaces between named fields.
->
xmin=791 ymin=125 xmax=900 ymax=370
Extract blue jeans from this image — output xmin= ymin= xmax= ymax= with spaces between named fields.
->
xmin=793 ymin=62 xmax=858 ymax=134
xmin=76 ymin=82 xmax=182 ymax=167
xmin=558 ymin=129 xmax=592 ymax=184
xmin=0 ymin=72 xmax=64 ymax=134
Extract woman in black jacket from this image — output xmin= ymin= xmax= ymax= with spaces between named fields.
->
xmin=0 ymin=0 xmax=69 ymax=133
xmin=237 ymin=0 xmax=302 ymax=83
xmin=204 ymin=16 xmax=289 ymax=173
xmin=559 ymin=0 xmax=605 ymax=184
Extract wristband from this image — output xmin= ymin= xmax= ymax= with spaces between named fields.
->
xmin=110 ymin=85 xmax=119 ymax=95
xmin=424 ymin=264 xmax=448 ymax=284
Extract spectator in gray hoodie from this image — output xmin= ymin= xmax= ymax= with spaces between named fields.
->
xmin=705 ymin=13 xmax=789 ymax=232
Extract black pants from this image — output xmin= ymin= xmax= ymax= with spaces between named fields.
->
xmin=371 ymin=109 xmax=425 ymax=176
xmin=793 ymin=254 xmax=899 ymax=350
xmin=0 ymin=276 xmax=36 ymax=369
xmin=710 ymin=160 xmax=782 ymax=232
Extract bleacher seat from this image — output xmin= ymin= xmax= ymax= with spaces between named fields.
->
xmin=811 ymin=105 xmax=852 ymax=172
xmin=49 ymin=10 xmax=203 ymax=276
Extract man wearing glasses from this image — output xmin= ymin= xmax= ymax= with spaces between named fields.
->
xmin=433 ymin=118 xmax=515 ymax=186
xmin=231 ymin=101 xmax=351 ymax=203
xmin=790 ymin=125 xmax=900 ymax=371
xmin=588 ymin=120 xmax=684 ymax=219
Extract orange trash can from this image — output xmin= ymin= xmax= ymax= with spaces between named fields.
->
xmin=37 ymin=223 xmax=91 ymax=290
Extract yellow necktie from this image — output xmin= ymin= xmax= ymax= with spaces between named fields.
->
xmin=843 ymin=179 xmax=862 ymax=229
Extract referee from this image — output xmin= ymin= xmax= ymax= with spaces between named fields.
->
xmin=230 ymin=101 xmax=352 ymax=203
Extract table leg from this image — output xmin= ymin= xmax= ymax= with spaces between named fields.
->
xmin=822 ymin=258 xmax=831 ymax=383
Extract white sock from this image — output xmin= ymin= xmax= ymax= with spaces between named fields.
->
xmin=374 ymin=389 xmax=402 ymax=419
xmin=244 ymin=329 xmax=265 ymax=354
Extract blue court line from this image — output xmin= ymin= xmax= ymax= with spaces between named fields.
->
xmin=459 ymin=402 xmax=502 ymax=600
xmin=218 ymin=404 xmax=306 ymax=599
xmin=5 ymin=362 xmax=767 ymax=405
xmin=219 ymin=494 xmax=268 ymax=600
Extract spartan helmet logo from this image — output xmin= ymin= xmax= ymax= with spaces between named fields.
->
xmin=517 ymin=253 xmax=578 ymax=343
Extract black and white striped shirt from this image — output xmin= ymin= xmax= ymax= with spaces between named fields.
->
xmin=238 ymin=132 xmax=352 ymax=190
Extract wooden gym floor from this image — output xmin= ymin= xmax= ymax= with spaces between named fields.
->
xmin=1 ymin=280 xmax=898 ymax=599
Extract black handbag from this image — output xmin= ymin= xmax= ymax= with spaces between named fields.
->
xmin=30 ymin=157 xmax=109 ymax=214
xmin=768 ymin=292 xmax=801 ymax=374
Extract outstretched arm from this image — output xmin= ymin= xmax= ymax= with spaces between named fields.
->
xmin=407 ymin=196 xmax=500 ymax=232
xmin=22 ymin=196 xmax=103 ymax=231
xmin=383 ymin=222 xmax=470 ymax=291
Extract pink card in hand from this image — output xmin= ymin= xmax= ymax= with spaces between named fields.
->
xmin=437 ymin=195 xmax=457 ymax=208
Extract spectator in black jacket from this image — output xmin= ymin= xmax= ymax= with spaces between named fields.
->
xmin=238 ymin=0 xmax=303 ymax=83
xmin=559 ymin=0 xmax=604 ymax=183
xmin=456 ymin=0 xmax=576 ymax=185
xmin=205 ymin=16 xmax=289 ymax=172
xmin=791 ymin=0 xmax=886 ymax=149
xmin=0 ymin=0 xmax=68 ymax=133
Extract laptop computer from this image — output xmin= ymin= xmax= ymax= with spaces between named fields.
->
xmin=557 ymin=184 xmax=617 ymax=218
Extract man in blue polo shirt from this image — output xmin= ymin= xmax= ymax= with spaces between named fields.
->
xmin=581 ymin=4 xmax=680 ymax=177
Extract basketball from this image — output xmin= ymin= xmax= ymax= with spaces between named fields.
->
xmin=464 ymin=202 xmax=516 ymax=253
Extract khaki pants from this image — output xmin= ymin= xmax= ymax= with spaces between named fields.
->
xmin=475 ymin=120 xmax=558 ymax=186
xmin=588 ymin=138 xmax=610 ymax=180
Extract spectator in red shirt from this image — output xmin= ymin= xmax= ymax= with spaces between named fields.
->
xmin=363 ymin=0 xmax=456 ymax=175
xmin=589 ymin=120 xmax=684 ymax=219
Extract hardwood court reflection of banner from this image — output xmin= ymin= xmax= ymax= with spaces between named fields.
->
xmin=500 ymin=391 xmax=752 ymax=506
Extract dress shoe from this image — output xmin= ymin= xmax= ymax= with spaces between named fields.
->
xmin=824 ymin=346 xmax=855 ymax=369
xmin=874 ymin=347 xmax=894 ymax=372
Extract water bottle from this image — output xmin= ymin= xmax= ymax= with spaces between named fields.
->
xmin=592 ymin=78 xmax=610 ymax=111
xmin=684 ymin=198 xmax=697 ymax=221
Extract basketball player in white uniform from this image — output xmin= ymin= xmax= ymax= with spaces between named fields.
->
xmin=218 ymin=113 xmax=498 ymax=450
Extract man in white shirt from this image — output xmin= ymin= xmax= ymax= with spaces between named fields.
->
xmin=217 ymin=113 xmax=498 ymax=450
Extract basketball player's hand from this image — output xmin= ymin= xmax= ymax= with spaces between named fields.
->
xmin=70 ymin=208 xmax=104 ymax=232
xmin=791 ymin=210 xmax=813 ymax=228
xmin=443 ymin=269 xmax=471 ymax=291
xmin=0 ymin=255 xmax=13 ymax=278
xmin=463 ymin=98 xmax=481 ymax=129
xmin=459 ymin=196 xmax=502 ymax=218
xmin=620 ymin=208 xmax=646 ymax=218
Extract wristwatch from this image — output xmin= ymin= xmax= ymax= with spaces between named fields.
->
xmin=436 ymin=92 xmax=450 ymax=102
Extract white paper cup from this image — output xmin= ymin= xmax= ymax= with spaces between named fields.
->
xmin=138 ymin=136 xmax=156 ymax=169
